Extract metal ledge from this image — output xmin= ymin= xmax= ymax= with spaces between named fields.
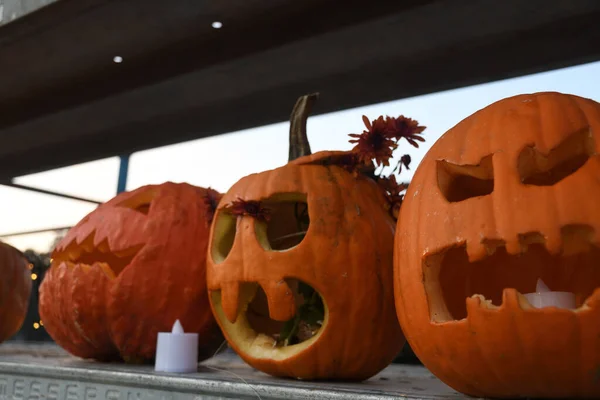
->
xmin=0 ymin=343 xmax=465 ymax=399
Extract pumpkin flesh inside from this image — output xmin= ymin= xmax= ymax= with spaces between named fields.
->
xmin=425 ymin=225 xmax=600 ymax=322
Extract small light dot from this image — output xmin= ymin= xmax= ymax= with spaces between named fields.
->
xmin=33 ymin=323 xmax=40 ymax=329
xmin=211 ymin=21 xmax=223 ymax=29
xmin=28 ymin=263 xmax=34 ymax=270
xmin=31 ymin=273 xmax=38 ymax=280
xmin=40 ymin=320 xmax=44 ymax=326
xmin=113 ymin=56 xmax=123 ymax=63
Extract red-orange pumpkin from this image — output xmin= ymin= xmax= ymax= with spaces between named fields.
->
xmin=0 ymin=241 xmax=32 ymax=343
xmin=39 ymin=182 xmax=223 ymax=362
xmin=395 ymin=92 xmax=600 ymax=398
xmin=206 ymin=95 xmax=405 ymax=381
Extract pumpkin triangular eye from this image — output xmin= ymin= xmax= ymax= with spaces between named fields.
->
xmin=437 ymin=154 xmax=494 ymax=203
xmin=115 ymin=189 xmax=157 ymax=215
xmin=518 ymin=127 xmax=594 ymax=186
xmin=132 ymin=203 xmax=151 ymax=215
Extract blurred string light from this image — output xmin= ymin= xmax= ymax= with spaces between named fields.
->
xmin=211 ymin=21 xmax=223 ymax=29
xmin=22 ymin=249 xmax=52 ymax=339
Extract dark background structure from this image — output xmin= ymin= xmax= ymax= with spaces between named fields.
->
xmin=0 ymin=0 xmax=599 ymax=180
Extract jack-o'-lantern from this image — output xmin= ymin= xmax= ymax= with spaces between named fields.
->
xmin=395 ymin=92 xmax=600 ymax=398
xmin=0 ymin=241 xmax=32 ymax=343
xmin=39 ymin=182 xmax=224 ymax=363
xmin=207 ymin=94 xmax=425 ymax=380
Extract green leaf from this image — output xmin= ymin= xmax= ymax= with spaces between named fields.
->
xmin=279 ymin=318 xmax=296 ymax=341
xmin=279 ymin=313 xmax=301 ymax=345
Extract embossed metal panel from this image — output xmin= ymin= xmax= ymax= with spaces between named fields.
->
xmin=0 ymin=343 xmax=463 ymax=400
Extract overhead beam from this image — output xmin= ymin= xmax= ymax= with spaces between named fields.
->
xmin=0 ymin=0 xmax=598 ymax=180
xmin=0 ymin=226 xmax=72 ymax=239
xmin=0 ymin=0 xmax=421 ymax=128
xmin=1 ymin=182 xmax=103 ymax=204
xmin=0 ymin=0 xmax=59 ymax=27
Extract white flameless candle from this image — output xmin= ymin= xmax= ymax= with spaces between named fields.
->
xmin=154 ymin=320 xmax=199 ymax=373
xmin=523 ymin=279 xmax=576 ymax=310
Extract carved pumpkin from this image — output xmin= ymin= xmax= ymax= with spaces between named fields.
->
xmin=206 ymin=94 xmax=418 ymax=381
xmin=39 ymin=182 xmax=224 ymax=363
xmin=394 ymin=92 xmax=600 ymax=398
xmin=0 ymin=242 xmax=32 ymax=343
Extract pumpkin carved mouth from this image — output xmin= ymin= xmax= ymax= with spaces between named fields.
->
xmin=211 ymin=279 xmax=328 ymax=359
xmin=50 ymin=193 xmax=153 ymax=276
xmin=425 ymin=224 xmax=599 ymax=322
xmin=53 ymin=232 xmax=143 ymax=277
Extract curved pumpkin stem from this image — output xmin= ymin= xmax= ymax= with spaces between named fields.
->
xmin=288 ymin=93 xmax=319 ymax=162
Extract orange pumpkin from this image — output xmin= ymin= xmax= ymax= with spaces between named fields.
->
xmin=394 ymin=92 xmax=600 ymax=398
xmin=206 ymin=94 xmax=406 ymax=381
xmin=0 ymin=242 xmax=32 ymax=343
xmin=39 ymin=182 xmax=223 ymax=363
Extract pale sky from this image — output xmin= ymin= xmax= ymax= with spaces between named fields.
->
xmin=2 ymin=61 xmax=600 ymax=252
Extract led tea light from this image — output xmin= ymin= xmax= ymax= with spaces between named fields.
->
xmin=155 ymin=320 xmax=199 ymax=373
xmin=523 ymin=278 xmax=576 ymax=310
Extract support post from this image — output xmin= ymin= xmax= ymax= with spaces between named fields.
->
xmin=117 ymin=154 xmax=130 ymax=194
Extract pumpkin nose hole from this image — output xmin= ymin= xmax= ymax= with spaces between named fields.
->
xmin=518 ymin=127 xmax=595 ymax=186
xmin=256 ymin=193 xmax=309 ymax=251
xmin=436 ymin=155 xmax=494 ymax=203
xmin=246 ymin=279 xmax=325 ymax=347
xmin=211 ymin=213 xmax=237 ymax=263
xmin=424 ymin=224 xmax=599 ymax=323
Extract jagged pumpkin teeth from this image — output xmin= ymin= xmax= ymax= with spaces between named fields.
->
xmin=97 ymin=241 xmax=111 ymax=253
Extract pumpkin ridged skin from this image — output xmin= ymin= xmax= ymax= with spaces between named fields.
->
xmin=394 ymin=92 xmax=600 ymax=398
xmin=39 ymin=182 xmax=223 ymax=363
xmin=0 ymin=242 xmax=32 ymax=343
xmin=207 ymin=150 xmax=405 ymax=381
xmin=39 ymin=262 xmax=117 ymax=359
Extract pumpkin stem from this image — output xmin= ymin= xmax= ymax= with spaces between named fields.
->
xmin=288 ymin=93 xmax=319 ymax=162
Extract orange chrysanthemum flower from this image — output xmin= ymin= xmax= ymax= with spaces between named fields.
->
xmin=377 ymin=175 xmax=409 ymax=219
xmin=223 ymin=198 xmax=270 ymax=221
xmin=385 ymin=116 xmax=426 ymax=148
xmin=392 ymin=154 xmax=412 ymax=175
xmin=349 ymin=116 xmax=398 ymax=167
